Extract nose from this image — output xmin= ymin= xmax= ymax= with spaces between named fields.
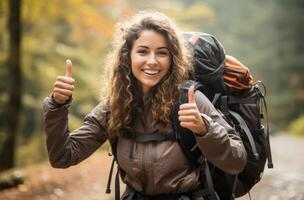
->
xmin=147 ymin=53 xmax=157 ymax=65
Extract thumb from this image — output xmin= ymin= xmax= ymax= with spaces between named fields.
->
xmin=188 ymin=85 xmax=195 ymax=103
xmin=65 ymin=59 xmax=72 ymax=77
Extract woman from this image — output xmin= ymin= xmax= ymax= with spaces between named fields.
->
xmin=43 ymin=10 xmax=247 ymax=200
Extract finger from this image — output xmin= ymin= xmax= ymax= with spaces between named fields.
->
xmin=54 ymin=81 xmax=74 ymax=91
xmin=57 ymin=76 xmax=75 ymax=84
xmin=178 ymin=109 xmax=197 ymax=116
xmin=179 ymin=103 xmax=197 ymax=110
xmin=180 ymin=122 xmax=195 ymax=129
xmin=53 ymin=88 xmax=73 ymax=96
xmin=179 ymin=116 xmax=197 ymax=122
xmin=65 ymin=59 xmax=73 ymax=77
xmin=188 ymin=85 xmax=195 ymax=104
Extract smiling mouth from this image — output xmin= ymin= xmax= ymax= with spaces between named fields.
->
xmin=142 ymin=69 xmax=160 ymax=76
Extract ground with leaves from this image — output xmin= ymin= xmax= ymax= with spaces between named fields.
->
xmin=0 ymin=134 xmax=303 ymax=200
xmin=0 ymin=150 xmax=115 ymax=200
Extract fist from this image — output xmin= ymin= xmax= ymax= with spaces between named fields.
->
xmin=178 ymin=85 xmax=207 ymax=136
xmin=52 ymin=59 xmax=75 ymax=104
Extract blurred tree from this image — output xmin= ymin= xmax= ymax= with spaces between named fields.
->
xmin=270 ymin=0 xmax=304 ymax=126
xmin=0 ymin=0 xmax=9 ymax=145
xmin=0 ymin=0 xmax=22 ymax=171
xmin=0 ymin=0 xmax=123 ymax=168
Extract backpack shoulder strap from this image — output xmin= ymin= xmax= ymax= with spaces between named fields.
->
xmin=229 ymin=110 xmax=259 ymax=160
xmin=105 ymin=138 xmax=121 ymax=200
xmin=172 ymin=80 xmax=205 ymax=165
xmin=106 ymin=156 xmax=116 ymax=194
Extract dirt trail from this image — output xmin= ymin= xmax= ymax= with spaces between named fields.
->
xmin=0 ymin=134 xmax=303 ymax=200
xmin=239 ymin=134 xmax=304 ymax=200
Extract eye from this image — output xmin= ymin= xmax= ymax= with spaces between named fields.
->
xmin=157 ymin=50 xmax=170 ymax=57
xmin=137 ymin=49 xmax=148 ymax=55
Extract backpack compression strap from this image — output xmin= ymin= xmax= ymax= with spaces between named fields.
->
xmin=255 ymin=81 xmax=274 ymax=168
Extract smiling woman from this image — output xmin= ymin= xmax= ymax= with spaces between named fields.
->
xmin=130 ymin=30 xmax=171 ymax=95
xmin=43 ymin=10 xmax=247 ymax=200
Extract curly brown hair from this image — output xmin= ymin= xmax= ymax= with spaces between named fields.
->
xmin=104 ymin=10 xmax=192 ymax=139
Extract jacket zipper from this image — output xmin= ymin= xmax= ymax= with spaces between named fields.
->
xmin=151 ymin=143 xmax=157 ymax=193
xmin=142 ymin=144 xmax=147 ymax=192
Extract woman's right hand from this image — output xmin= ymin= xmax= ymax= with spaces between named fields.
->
xmin=52 ymin=59 xmax=75 ymax=104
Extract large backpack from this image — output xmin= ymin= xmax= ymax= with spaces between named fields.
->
xmin=106 ymin=32 xmax=274 ymax=200
xmin=176 ymin=32 xmax=274 ymax=200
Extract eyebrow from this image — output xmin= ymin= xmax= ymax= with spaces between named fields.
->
xmin=136 ymin=45 xmax=169 ymax=50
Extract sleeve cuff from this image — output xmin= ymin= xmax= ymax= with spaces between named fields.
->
xmin=200 ymin=113 xmax=212 ymax=129
xmin=45 ymin=93 xmax=72 ymax=110
xmin=193 ymin=113 xmax=213 ymax=138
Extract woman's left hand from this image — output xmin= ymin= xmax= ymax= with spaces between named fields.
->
xmin=178 ymin=86 xmax=208 ymax=136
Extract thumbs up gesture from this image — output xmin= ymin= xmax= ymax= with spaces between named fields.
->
xmin=52 ymin=59 xmax=75 ymax=104
xmin=178 ymin=86 xmax=207 ymax=136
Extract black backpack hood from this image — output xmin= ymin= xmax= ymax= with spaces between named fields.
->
xmin=183 ymin=32 xmax=226 ymax=93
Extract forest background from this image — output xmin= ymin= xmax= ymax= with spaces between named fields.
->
xmin=0 ymin=0 xmax=303 ymax=172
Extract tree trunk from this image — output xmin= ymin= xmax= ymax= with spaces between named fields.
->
xmin=0 ymin=0 xmax=22 ymax=172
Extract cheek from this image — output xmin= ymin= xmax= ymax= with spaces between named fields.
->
xmin=131 ymin=54 xmax=144 ymax=69
xmin=162 ymin=58 xmax=171 ymax=72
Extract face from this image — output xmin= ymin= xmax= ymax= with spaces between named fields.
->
xmin=130 ymin=30 xmax=171 ymax=95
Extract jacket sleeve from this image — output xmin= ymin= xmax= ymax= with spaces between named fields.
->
xmin=43 ymin=95 xmax=108 ymax=168
xmin=194 ymin=91 xmax=247 ymax=175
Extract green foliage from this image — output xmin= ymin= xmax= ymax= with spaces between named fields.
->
xmin=289 ymin=115 xmax=304 ymax=136
xmin=178 ymin=0 xmax=304 ymax=129
xmin=1 ymin=0 xmax=119 ymax=168
xmin=18 ymin=0 xmax=118 ymax=136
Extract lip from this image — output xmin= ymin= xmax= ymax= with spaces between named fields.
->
xmin=141 ymin=69 xmax=161 ymax=76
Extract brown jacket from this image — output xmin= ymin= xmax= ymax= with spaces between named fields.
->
xmin=43 ymin=91 xmax=247 ymax=196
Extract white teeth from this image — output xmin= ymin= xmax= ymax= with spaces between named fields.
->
xmin=142 ymin=69 xmax=160 ymax=75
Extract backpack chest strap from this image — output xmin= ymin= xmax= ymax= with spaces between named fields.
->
xmin=120 ymin=131 xmax=177 ymax=143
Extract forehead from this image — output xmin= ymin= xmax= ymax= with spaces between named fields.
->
xmin=133 ymin=30 xmax=168 ymax=48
